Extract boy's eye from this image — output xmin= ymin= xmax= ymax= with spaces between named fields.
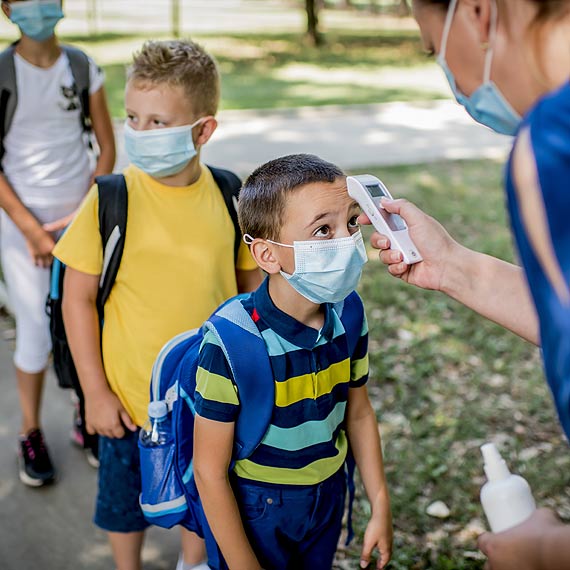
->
xmin=314 ymin=225 xmax=330 ymax=238
xmin=152 ymin=119 xmax=167 ymax=127
xmin=348 ymin=215 xmax=359 ymax=229
xmin=127 ymin=114 xmax=137 ymax=123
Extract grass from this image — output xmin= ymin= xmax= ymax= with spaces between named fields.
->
xmin=336 ymin=159 xmax=570 ymax=569
xmin=0 ymin=28 xmax=441 ymax=118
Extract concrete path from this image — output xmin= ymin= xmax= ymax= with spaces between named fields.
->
xmin=115 ymin=99 xmax=512 ymax=177
xmin=0 ymin=99 xmax=513 ymax=570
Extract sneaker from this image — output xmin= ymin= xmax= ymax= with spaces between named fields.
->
xmin=18 ymin=428 xmax=56 ymax=487
xmin=70 ymin=406 xmax=99 ymax=469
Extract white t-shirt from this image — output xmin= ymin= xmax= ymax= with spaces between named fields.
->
xmin=2 ymin=50 xmax=104 ymax=209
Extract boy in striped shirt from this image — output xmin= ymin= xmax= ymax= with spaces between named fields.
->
xmin=193 ymin=154 xmax=392 ymax=570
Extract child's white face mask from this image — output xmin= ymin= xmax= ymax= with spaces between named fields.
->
xmin=246 ymin=231 xmax=368 ymax=304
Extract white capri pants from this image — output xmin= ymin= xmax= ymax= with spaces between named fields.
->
xmin=1 ymin=204 xmax=77 ymax=373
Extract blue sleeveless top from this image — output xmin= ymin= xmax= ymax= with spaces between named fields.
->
xmin=505 ymin=80 xmax=570 ymax=439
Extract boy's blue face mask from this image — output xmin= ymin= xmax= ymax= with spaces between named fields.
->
xmin=437 ymin=0 xmax=521 ymax=136
xmin=259 ymin=231 xmax=368 ymax=305
xmin=10 ymin=0 xmax=64 ymax=42
xmin=124 ymin=119 xmax=204 ymax=179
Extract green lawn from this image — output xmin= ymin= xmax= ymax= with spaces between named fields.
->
xmin=0 ymin=28 xmax=441 ymax=118
xmin=339 ymin=159 xmax=569 ymax=569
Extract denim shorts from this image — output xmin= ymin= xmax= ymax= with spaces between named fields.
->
xmin=211 ymin=469 xmax=347 ymax=570
xmin=94 ymin=429 xmax=150 ymax=533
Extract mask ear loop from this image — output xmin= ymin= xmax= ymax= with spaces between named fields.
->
xmin=483 ymin=0 xmax=498 ymax=84
xmin=439 ymin=0 xmax=459 ymax=63
xmin=242 ymin=234 xmax=294 ymax=248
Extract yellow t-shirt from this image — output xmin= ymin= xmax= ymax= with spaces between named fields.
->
xmin=53 ymin=164 xmax=257 ymax=426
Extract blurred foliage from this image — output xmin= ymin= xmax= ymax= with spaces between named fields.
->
xmin=42 ymin=28 xmax=436 ymax=118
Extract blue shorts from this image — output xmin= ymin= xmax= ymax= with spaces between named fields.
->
xmin=212 ymin=469 xmax=346 ymax=570
xmin=94 ymin=429 xmax=150 ymax=533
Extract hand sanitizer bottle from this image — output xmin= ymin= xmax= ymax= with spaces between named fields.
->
xmin=480 ymin=442 xmax=536 ymax=533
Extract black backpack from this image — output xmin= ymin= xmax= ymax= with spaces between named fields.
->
xmin=0 ymin=43 xmax=92 ymax=168
xmin=46 ymin=166 xmax=243 ymax=392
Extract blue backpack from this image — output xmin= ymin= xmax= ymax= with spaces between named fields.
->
xmin=139 ymin=291 xmax=364 ymax=547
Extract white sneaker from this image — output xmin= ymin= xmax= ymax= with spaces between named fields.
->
xmin=176 ymin=553 xmax=209 ymax=570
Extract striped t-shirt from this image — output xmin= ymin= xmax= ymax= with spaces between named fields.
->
xmin=194 ymin=279 xmax=369 ymax=485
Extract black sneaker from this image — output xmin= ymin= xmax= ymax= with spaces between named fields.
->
xmin=18 ymin=428 xmax=56 ymax=487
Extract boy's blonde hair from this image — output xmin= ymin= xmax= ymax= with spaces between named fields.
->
xmin=128 ymin=40 xmax=220 ymax=117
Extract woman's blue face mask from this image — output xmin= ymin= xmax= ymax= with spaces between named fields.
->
xmin=437 ymin=0 xmax=521 ymax=136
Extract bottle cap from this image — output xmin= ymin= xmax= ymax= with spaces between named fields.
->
xmin=148 ymin=400 xmax=168 ymax=419
xmin=481 ymin=442 xmax=510 ymax=481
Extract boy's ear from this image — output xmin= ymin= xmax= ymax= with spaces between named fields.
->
xmin=194 ymin=116 xmax=217 ymax=147
xmin=250 ymin=239 xmax=282 ymax=275
xmin=2 ymin=2 xmax=11 ymax=19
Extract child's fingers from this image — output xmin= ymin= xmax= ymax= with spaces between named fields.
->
xmin=377 ymin=544 xmax=392 ymax=569
xmin=359 ymin=535 xmax=377 ymax=568
xmin=120 ymin=409 xmax=138 ymax=431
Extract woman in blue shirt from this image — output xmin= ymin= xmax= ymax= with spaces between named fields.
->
xmin=365 ymin=1 xmax=570 ymax=568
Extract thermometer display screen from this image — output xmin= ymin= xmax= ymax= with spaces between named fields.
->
xmin=365 ymin=184 xmax=406 ymax=231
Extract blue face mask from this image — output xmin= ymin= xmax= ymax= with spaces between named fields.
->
xmin=437 ymin=0 xmax=521 ymax=136
xmin=124 ymin=119 xmax=204 ymax=179
xmin=263 ymin=231 xmax=368 ymax=304
xmin=9 ymin=0 xmax=64 ymax=42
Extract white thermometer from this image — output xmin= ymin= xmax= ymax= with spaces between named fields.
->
xmin=347 ymin=174 xmax=422 ymax=265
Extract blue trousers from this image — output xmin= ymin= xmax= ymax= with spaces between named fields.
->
xmin=210 ymin=469 xmax=346 ymax=570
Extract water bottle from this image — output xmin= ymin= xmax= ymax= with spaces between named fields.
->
xmin=139 ymin=401 xmax=171 ymax=447
xmin=480 ymin=442 xmax=536 ymax=533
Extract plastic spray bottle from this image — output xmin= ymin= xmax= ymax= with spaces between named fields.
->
xmin=480 ymin=442 xmax=536 ymax=533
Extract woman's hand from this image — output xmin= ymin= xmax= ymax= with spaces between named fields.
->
xmin=360 ymin=198 xmax=458 ymax=292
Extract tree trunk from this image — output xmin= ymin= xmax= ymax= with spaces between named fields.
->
xmin=397 ymin=0 xmax=411 ymax=16
xmin=172 ymin=0 xmax=181 ymax=38
xmin=305 ymin=0 xmax=323 ymax=46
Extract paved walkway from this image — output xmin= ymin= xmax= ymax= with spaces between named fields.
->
xmin=0 ymin=100 xmax=512 ymax=569
xmin=115 ymin=99 xmax=512 ymax=176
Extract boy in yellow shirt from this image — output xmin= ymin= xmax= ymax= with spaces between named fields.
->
xmin=53 ymin=40 xmax=262 ymax=570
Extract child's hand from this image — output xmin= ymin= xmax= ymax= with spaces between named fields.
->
xmin=86 ymin=388 xmax=137 ymax=438
xmin=42 ymin=210 xmax=77 ymax=234
xmin=25 ymin=226 xmax=55 ymax=268
xmin=360 ymin=509 xmax=393 ymax=569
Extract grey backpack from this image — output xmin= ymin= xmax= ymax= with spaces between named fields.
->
xmin=0 ymin=43 xmax=92 ymax=168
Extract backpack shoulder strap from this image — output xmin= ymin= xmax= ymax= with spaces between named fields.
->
xmin=0 ymin=44 xmax=17 ymax=168
xmin=61 ymin=45 xmax=91 ymax=133
xmin=208 ymin=165 xmax=242 ymax=264
xmin=205 ymin=298 xmax=274 ymax=459
xmin=96 ymin=174 xmax=128 ymax=308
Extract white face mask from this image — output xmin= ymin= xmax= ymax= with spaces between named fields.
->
xmin=123 ymin=118 xmax=204 ymax=178
xmin=246 ymin=231 xmax=368 ymax=304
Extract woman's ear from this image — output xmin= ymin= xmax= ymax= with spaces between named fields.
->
xmin=463 ymin=0 xmax=493 ymax=46
xmin=250 ymin=239 xmax=282 ymax=275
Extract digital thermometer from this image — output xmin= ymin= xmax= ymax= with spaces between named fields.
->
xmin=347 ymin=174 xmax=422 ymax=265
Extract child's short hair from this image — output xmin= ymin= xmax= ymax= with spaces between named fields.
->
xmin=128 ymin=39 xmax=220 ymax=117
xmin=238 ymin=154 xmax=344 ymax=241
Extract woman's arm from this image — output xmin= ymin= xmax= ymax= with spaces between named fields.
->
xmin=361 ymin=199 xmax=539 ymax=345
xmin=193 ymin=415 xmax=262 ymax=570
xmin=346 ymin=386 xmax=393 ymax=569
